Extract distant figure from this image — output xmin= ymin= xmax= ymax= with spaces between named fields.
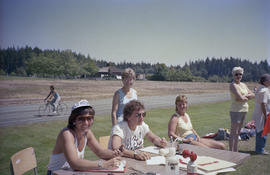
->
xmin=168 ymin=95 xmax=225 ymax=150
xmin=111 ymin=68 xmax=137 ymax=126
xmin=229 ymin=67 xmax=254 ymax=152
xmin=109 ymin=100 xmax=168 ymax=160
xmin=47 ymin=100 xmax=122 ymax=174
xmin=252 ymin=74 xmax=270 ymax=155
xmin=44 ymin=85 xmax=61 ymax=113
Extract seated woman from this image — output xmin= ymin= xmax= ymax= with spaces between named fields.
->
xmin=47 ymin=100 xmax=122 ymax=175
xmin=168 ymin=95 xmax=225 ymax=150
xmin=109 ymin=100 xmax=168 ymax=160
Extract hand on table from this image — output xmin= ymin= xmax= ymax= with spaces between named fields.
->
xmin=103 ymin=157 xmax=122 ymax=169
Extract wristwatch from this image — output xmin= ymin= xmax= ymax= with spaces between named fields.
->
xmin=98 ymin=159 xmax=103 ymax=168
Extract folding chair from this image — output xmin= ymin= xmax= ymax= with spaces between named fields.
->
xmin=99 ymin=136 xmax=110 ymax=149
xmin=10 ymin=147 xmax=38 ymax=175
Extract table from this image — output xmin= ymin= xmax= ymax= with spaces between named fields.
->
xmin=53 ymin=144 xmax=250 ymax=175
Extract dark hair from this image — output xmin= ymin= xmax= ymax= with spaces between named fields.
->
xmin=259 ymin=74 xmax=270 ymax=85
xmin=67 ymin=106 xmax=95 ymax=129
xmin=50 ymin=85 xmax=55 ymax=90
xmin=123 ymin=100 xmax=144 ymax=121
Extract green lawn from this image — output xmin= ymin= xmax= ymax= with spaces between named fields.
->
xmin=0 ymin=100 xmax=269 ymax=175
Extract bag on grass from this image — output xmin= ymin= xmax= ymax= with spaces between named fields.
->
xmin=214 ymin=128 xmax=229 ymax=140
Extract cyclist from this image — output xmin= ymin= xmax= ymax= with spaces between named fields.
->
xmin=44 ymin=85 xmax=61 ymax=113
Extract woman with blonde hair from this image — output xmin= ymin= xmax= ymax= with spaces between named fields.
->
xmin=168 ymin=95 xmax=225 ymax=149
xmin=229 ymin=66 xmax=254 ymax=152
xmin=111 ymin=68 xmax=137 ymax=126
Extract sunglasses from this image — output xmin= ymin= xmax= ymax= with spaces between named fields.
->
xmin=77 ymin=116 xmax=94 ymax=122
xmin=135 ymin=112 xmax=146 ymax=118
xmin=235 ymin=73 xmax=243 ymax=76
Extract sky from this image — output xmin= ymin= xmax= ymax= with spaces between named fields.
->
xmin=0 ymin=0 xmax=269 ymax=66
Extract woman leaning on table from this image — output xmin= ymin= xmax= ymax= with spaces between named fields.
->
xmin=111 ymin=68 xmax=137 ymax=126
xmin=168 ymin=95 xmax=225 ymax=150
xmin=252 ymin=74 xmax=270 ymax=155
xmin=229 ymin=66 xmax=254 ymax=152
xmin=109 ymin=100 xmax=168 ymax=161
xmin=47 ymin=100 xmax=122 ymax=175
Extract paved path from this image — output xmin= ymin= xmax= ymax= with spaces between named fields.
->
xmin=0 ymin=92 xmax=230 ymax=127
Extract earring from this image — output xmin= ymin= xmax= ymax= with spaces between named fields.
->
xmin=73 ymin=122 xmax=76 ymax=125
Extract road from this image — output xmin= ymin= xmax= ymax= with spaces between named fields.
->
xmin=0 ymin=92 xmax=230 ymax=127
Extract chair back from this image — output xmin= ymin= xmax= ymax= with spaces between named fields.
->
xmin=10 ymin=147 xmax=38 ymax=175
xmin=99 ymin=136 xmax=110 ymax=149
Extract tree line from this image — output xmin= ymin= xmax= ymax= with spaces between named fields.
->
xmin=0 ymin=46 xmax=269 ymax=82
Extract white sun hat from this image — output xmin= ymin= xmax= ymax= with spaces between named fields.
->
xmin=71 ymin=99 xmax=92 ymax=112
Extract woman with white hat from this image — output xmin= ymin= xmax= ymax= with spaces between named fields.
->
xmin=47 ymin=100 xmax=122 ymax=174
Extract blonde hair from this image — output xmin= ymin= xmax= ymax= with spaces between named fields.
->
xmin=122 ymin=68 xmax=136 ymax=80
xmin=232 ymin=66 xmax=244 ymax=76
xmin=175 ymin=95 xmax=187 ymax=111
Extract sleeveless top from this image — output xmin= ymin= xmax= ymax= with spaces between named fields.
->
xmin=230 ymin=82 xmax=249 ymax=112
xmin=175 ymin=113 xmax=194 ymax=138
xmin=47 ymin=135 xmax=87 ymax=171
xmin=116 ymin=88 xmax=137 ymax=122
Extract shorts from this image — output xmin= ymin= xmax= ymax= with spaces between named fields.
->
xmin=184 ymin=134 xmax=197 ymax=144
xmin=230 ymin=112 xmax=246 ymax=124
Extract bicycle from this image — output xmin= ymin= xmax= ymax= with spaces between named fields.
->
xmin=38 ymin=101 xmax=68 ymax=116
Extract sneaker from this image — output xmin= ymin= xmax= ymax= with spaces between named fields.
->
xmin=256 ymin=151 xmax=269 ymax=155
xmin=52 ymin=111 xmax=57 ymax=114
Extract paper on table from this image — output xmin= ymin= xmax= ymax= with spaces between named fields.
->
xmin=146 ymin=156 xmax=166 ymax=165
xmin=204 ymin=167 xmax=236 ymax=175
xmin=178 ymin=155 xmax=236 ymax=172
xmin=139 ymin=146 xmax=160 ymax=154
xmin=83 ymin=160 xmax=127 ymax=173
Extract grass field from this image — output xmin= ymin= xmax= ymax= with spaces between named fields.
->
xmin=0 ymin=76 xmax=257 ymax=105
xmin=0 ymin=100 xmax=269 ymax=175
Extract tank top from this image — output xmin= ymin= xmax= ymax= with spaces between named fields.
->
xmin=47 ymin=135 xmax=87 ymax=171
xmin=175 ymin=113 xmax=194 ymax=138
xmin=116 ymin=88 xmax=137 ymax=122
xmin=230 ymin=82 xmax=249 ymax=112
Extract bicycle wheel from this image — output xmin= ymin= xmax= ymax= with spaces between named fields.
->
xmin=39 ymin=104 xmax=51 ymax=116
xmin=57 ymin=102 xmax=68 ymax=115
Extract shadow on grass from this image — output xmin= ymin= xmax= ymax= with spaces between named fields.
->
xmin=239 ymin=150 xmax=257 ymax=156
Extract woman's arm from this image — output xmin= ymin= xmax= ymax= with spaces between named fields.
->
xmin=168 ymin=115 xmax=181 ymax=140
xmin=61 ymin=130 xmax=120 ymax=170
xmin=111 ymin=92 xmax=120 ymax=126
xmin=145 ymin=130 xmax=167 ymax=148
xmin=192 ymin=129 xmax=200 ymax=141
xmin=245 ymin=85 xmax=255 ymax=99
xmin=230 ymin=83 xmax=248 ymax=102
xmin=87 ymin=130 xmax=121 ymax=159
xmin=111 ymin=135 xmax=138 ymax=159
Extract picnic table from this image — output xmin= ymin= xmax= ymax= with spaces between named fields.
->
xmin=53 ymin=144 xmax=250 ymax=175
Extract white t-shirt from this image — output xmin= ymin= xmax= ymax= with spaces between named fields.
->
xmin=252 ymin=85 xmax=270 ymax=132
xmin=108 ymin=121 xmax=150 ymax=150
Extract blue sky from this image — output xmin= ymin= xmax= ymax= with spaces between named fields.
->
xmin=0 ymin=0 xmax=269 ymax=66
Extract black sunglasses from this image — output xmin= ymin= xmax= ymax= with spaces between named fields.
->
xmin=135 ymin=112 xmax=146 ymax=118
xmin=235 ymin=73 xmax=243 ymax=76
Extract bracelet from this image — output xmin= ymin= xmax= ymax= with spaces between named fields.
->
xmin=98 ymin=159 xmax=103 ymax=168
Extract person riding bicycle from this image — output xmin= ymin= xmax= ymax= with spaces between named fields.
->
xmin=44 ymin=85 xmax=61 ymax=113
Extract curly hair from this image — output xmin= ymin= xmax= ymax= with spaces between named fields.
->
xmin=67 ymin=106 xmax=95 ymax=129
xmin=123 ymin=100 xmax=144 ymax=121
xmin=121 ymin=68 xmax=136 ymax=80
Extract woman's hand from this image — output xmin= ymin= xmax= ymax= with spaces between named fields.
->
xmin=196 ymin=135 xmax=201 ymax=142
xmin=102 ymin=157 xmax=122 ymax=169
xmin=134 ymin=151 xmax=151 ymax=161
xmin=159 ymin=137 xmax=168 ymax=148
